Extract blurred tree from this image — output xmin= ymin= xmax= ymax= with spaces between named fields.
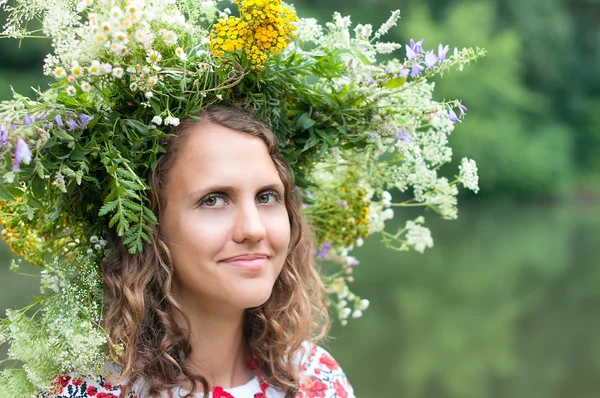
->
xmin=398 ymin=2 xmax=575 ymax=198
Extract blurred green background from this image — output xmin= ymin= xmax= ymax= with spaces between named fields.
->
xmin=1 ymin=0 xmax=600 ymax=397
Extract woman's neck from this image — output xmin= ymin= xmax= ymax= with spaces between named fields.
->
xmin=172 ymin=303 xmax=254 ymax=390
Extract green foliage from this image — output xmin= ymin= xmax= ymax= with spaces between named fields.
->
xmin=395 ymin=2 xmax=575 ymax=198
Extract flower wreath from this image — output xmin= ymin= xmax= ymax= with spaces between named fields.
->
xmin=0 ymin=0 xmax=484 ymax=394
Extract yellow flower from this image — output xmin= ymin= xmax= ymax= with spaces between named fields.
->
xmin=210 ymin=0 xmax=298 ymax=69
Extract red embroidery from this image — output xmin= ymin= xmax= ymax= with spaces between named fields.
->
xmin=333 ymin=379 xmax=348 ymax=398
xmin=318 ymin=353 xmax=339 ymax=371
xmin=306 ymin=378 xmax=328 ymax=398
xmin=212 ymin=386 xmax=235 ymax=398
xmin=86 ymin=385 xmax=98 ymax=396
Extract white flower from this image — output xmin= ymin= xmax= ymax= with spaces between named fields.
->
xmin=351 ymin=310 xmax=363 ymax=319
xmin=404 ymin=219 xmax=434 ymax=253
xmin=113 ymin=31 xmax=129 ymax=45
xmin=161 ymin=29 xmax=178 ymax=45
xmin=175 ymin=47 xmax=187 ymax=61
xmin=374 ymin=9 xmax=400 ymax=39
xmin=112 ymin=67 xmax=124 ymax=78
xmin=164 ymin=116 xmax=180 ymax=126
xmin=67 ymin=75 xmax=76 ymax=84
xmin=80 ymin=81 xmax=91 ymax=92
xmin=125 ymin=1 xmax=143 ymax=20
xmin=101 ymin=63 xmax=113 ymax=74
xmin=66 ymin=85 xmax=77 ymax=96
xmin=458 ymin=157 xmax=480 ymax=193
xmin=94 ymin=32 xmax=108 ymax=44
xmin=375 ymin=42 xmax=402 ymax=54
xmin=354 ymin=24 xmax=372 ymax=41
xmin=53 ymin=67 xmax=66 ymax=79
xmin=146 ymin=50 xmax=162 ymax=64
xmin=89 ymin=60 xmax=100 ymax=75
xmin=100 ymin=22 xmax=112 ymax=34
xmin=129 ymin=82 xmax=138 ymax=91
xmin=356 ymin=237 xmax=364 ymax=247
xmin=358 ymin=299 xmax=370 ymax=311
xmin=110 ymin=43 xmax=127 ymax=55
xmin=71 ymin=62 xmax=83 ymax=77
xmin=134 ymin=29 xmax=151 ymax=43
xmin=381 ymin=191 xmax=392 ymax=207
xmin=340 ymin=307 xmax=352 ymax=319
xmin=381 ymin=208 xmax=394 ymax=220
xmin=145 ymin=91 xmax=153 ymax=99
xmin=109 ymin=6 xmax=123 ymax=20
xmin=147 ymin=75 xmax=158 ymax=86
xmin=151 ymin=116 xmax=163 ymax=125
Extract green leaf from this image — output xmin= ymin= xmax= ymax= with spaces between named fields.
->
xmin=51 ymin=128 xmax=75 ymax=141
xmin=31 ymin=176 xmax=45 ymax=199
xmin=0 ymin=183 xmax=15 ymax=200
xmin=123 ymin=119 xmax=149 ymax=134
xmin=98 ymin=200 xmax=118 ymax=216
xmin=386 ymin=77 xmax=406 ymax=89
xmin=353 ymin=49 xmax=372 ymax=65
xmin=28 ymin=197 xmax=44 ymax=209
xmin=296 ymin=113 xmax=316 ymax=130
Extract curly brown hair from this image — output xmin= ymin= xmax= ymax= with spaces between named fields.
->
xmin=101 ymin=106 xmax=330 ymax=398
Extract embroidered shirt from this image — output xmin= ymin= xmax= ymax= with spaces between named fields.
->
xmin=37 ymin=343 xmax=354 ymax=398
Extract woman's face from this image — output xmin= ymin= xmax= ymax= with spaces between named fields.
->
xmin=160 ymin=121 xmax=291 ymax=314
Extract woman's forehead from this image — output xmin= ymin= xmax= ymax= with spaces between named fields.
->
xmin=167 ymin=122 xmax=283 ymax=194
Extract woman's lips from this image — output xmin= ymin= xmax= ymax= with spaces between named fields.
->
xmin=220 ymin=255 xmax=268 ymax=270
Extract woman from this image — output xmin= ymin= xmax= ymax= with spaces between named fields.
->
xmin=40 ymin=106 xmax=354 ymax=398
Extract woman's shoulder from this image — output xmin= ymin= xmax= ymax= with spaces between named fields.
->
xmin=296 ymin=342 xmax=355 ymax=398
xmin=36 ymin=371 xmax=130 ymax=398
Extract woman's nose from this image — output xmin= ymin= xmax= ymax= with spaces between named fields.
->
xmin=232 ymin=201 xmax=267 ymax=243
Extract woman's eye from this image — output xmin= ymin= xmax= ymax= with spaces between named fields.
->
xmin=199 ymin=193 xmax=227 ymax=207
xmin=257 ymin=190 xmax=282 ymax=205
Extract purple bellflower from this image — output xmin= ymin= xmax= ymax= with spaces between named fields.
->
xmin=406 ymin=45 xmax=416 ymax=61
xmin=448 ymin=109 xmax=459 ymax=123
xmin=406 ymin=38 xmax=424 ymax=61
xmin=13 ymin=137 xmax=32 ymax=171
xmin=438 ymin=44 xmax=450 ymax=61
xmin=398 ymin=67 xmax=409 ymax=78
xmin=78 ymin=114 xmax=94 ymax=129
xmin=394 ymin=129 xmax=413 ymax=142
xmin=317 ymin=241 xmax=332 ymax=258
xmin=411 ymin=62 xmax=424 ymax=77
xmin=66 ymin=118 xmax=80 ymax=131
xmin=410 ymin=39 xmax=423 ymax=54
xmin=458 ymin=104 xmax=467 ymax=118
xmin=424 ymin=50 xmax=437 ymax=69
xmin=24 ymin=114 xmax=33 ymax=126
xmin=54 ymin=115 xmax=64 ymax=127
xmin=0 ymin=124 xmax=8 ymax=146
